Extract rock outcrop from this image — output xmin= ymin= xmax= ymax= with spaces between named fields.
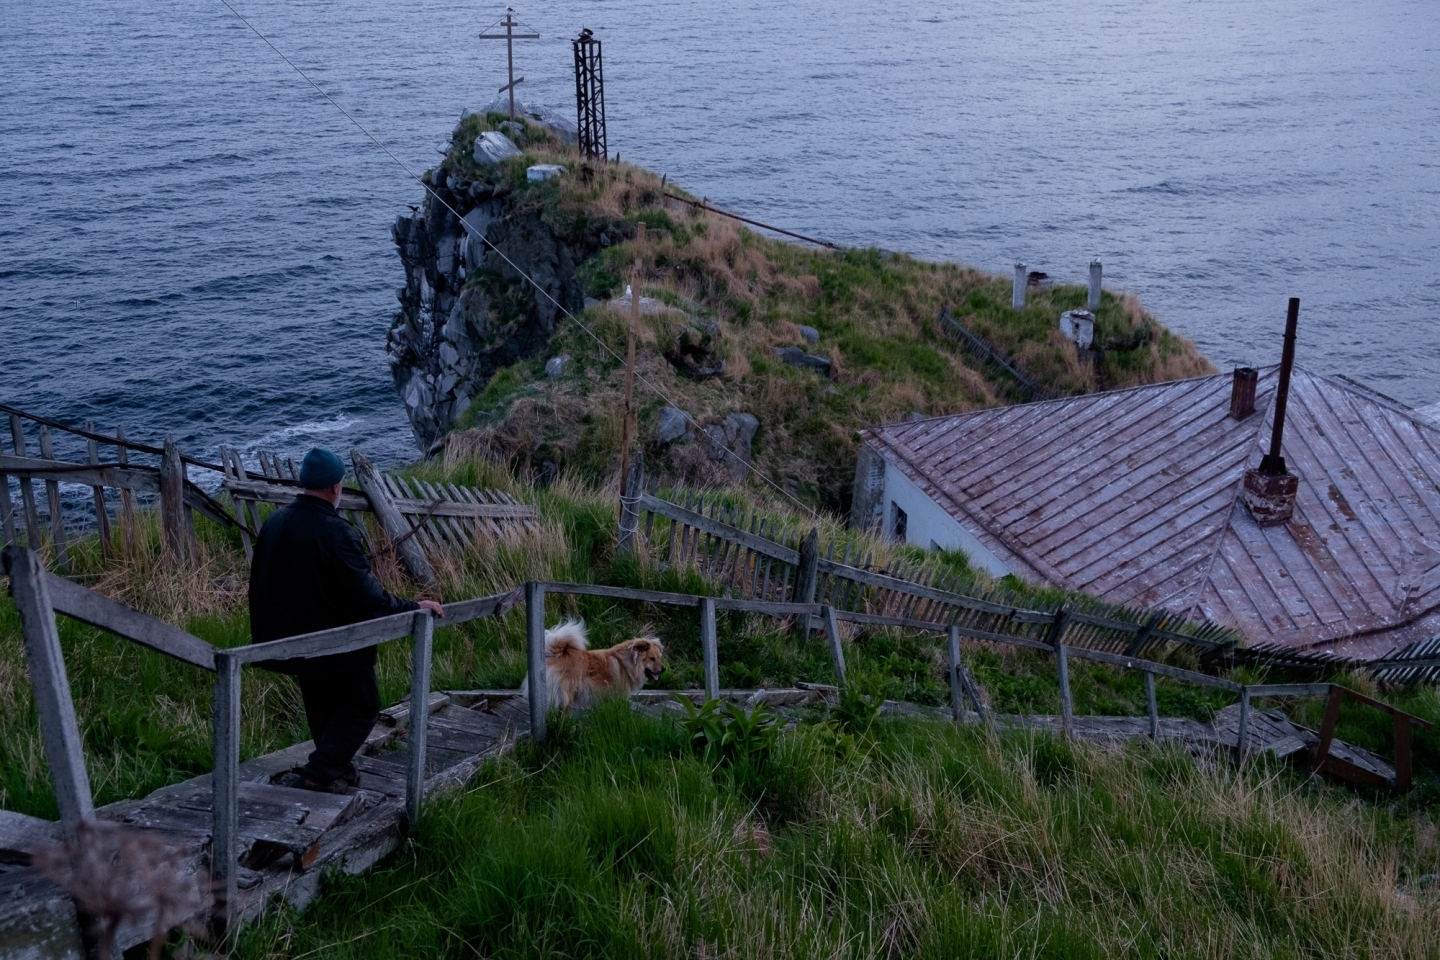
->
xmin=387 ymin=119 xmax=584 ymax=448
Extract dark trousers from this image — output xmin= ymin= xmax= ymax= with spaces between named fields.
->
xmin=295 ymin=667 xmax=380 ymax=785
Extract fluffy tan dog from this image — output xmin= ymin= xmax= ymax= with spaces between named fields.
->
xmin=527 ymin=619 xmax=666 ymax=712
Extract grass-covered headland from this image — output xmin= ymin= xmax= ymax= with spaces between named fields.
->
xmin=3 ymin=460 xmax=1440 ymax=957
xmin=422 ymin=112 xmax=1215 ymax=509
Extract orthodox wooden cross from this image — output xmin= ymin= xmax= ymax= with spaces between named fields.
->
xmin=480 ymin=8 xmax=539 ymax=120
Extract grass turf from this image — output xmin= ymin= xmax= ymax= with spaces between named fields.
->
xmin=230 ymin=697 xmax=1440 ymax=959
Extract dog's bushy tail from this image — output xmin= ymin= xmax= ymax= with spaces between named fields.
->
xmin=544 ymin=619 xmax=589 ymax=656
xmin=521 ymin=620 xmax=588 ymax=703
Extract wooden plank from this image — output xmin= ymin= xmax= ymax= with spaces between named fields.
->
xmin=352 ymin=755 xmax=409 ymax=797
xmin=228 ymin=610 xmax=418 ymax=664
xmin=443 ymin=588 xmax=523 ymax=626
xmin=0 ymin=429 xmax=15 ymax=546
xmin=0 ymin=809 xmax=61 ymax=859
xmin=823 ymin=605 xmax=846 ymax=686
xmin=1055 ymin=642 xmax=1074 ymax=740
xmin=159 ymin=437 xmax=187 ymax=563
xmin=700 ymin=597 xmax=719 ymax=701
xmin=115 ymin=427 xmax=139 ymax=555
xmin=351 ymin=450 xmax=436 ymax=586
xmin=407 ymin=612 xmax=433 ymax=826
xmin=1060 ymin=645 xmax=1244 ymax=692
xmin=793 ymin=528 xmax=820 ymax=609
xmin=617 ymin=455 xmax=643 ymax=555
xmin=9 ymin=415 xmax=42 ymax=548
xmin=44 ymin=570 xmax=217 ymax=670
xmin=1144 ymin=670 xmax=1159 ymax=740
xmin=211 ymin=652 xmax=241 ymax=933
xmin=712 ymin=597 xmax=822 ymax=616
xmin=639 ymin=493 xmax=799 ymax=563
xmin=224 ymin=448 xmax=254 ymax=563
xmin=526 ymin=582 xmax=547 ymax=744
xmin=3 ymin=547 xmax=94 ymax=833
xmin=1395 ymin=710 xmax=1413 ymax=794
xmin=36 ymin=427 xmax=69 ymax=572
xmin=389 ymin=477 xmax=442 ymax=556
xmin=85 ymin=422 xmax=112 ymax=560
xmin=1245 ymin=683 xmax=1334 ymax=698
xmin=541 ymin=581 xmax=701 ymax=606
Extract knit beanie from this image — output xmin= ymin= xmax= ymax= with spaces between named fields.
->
xmin=299 ymin=447 xmax=346 ymax=489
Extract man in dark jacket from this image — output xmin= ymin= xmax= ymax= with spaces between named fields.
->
xmin=249 ymin=447 xmax=443 ymax=792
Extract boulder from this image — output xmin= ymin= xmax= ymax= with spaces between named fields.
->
xmin=656 ymin=406 xmax=689 ymax=445
xmin=527 ymin=164 xmax=566 ymax=182
xmin=798 ymin=325 xmax=820 ymax=344
xmin=545 ymin=354 xmax=570 ymax=378
xmin=473 ymin=131 xmax=522 ymax=166
xmin=775 ymin=347 xmax=832 ymax=376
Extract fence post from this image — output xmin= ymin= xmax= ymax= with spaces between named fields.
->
xmin=37 ymin=426 xmax=69 ymax=573
xmin=210 ymin=651 xmax=241 ymax=936
xmin=1047 ymin=606 xmax=1074 ymax=739
xmin=616 ymin=454 xmax=644 ymax=556
xmin=3 ymin=546 xmax=94 ymax=835
xmin=1144 ymin=669 xmax=1159 ymax=740
xmin=86 ymin=421 xmax=112 ymax=560
xmin=1088 ymin=260 xmax=1102 ymax=311
xmin=1235 ymin=687 xmax=1251 ymax=764
xmin=1012 ymin=262 xmax=1027 ymax=309
xmin=115 ymin=427 xmax=139 ymax=556
xmin=947 ymin=624 xmax=987 ymax=722
xmin=700 ymin=597 xmax=719 ymax=700
xmin=822 ymin=605 xmax=846 ymax=687
xmin=160 ymin=436 xmax=187 ymax=564
xmin=1394 ymin=711 xmax=1413 ymax=794
xmin=0 ymin=429 xmax=15 ymax=546
xmin=406 ymin=611 xmax=434 ymax=826
xmin=351 ymin=449 xmax=437 ymax=586
xmin=526 ymin=581 xmax=548 ymax=743
xmin=11 ymin=414 xmax=42 ymax=548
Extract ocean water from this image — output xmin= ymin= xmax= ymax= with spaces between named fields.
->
xmin=3 ymin=0 xmax=1437 ymax=477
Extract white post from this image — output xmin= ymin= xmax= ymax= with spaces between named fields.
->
xmin=1088 ymin=260 xmax=1102 ymax=310
xmin=1012 ymin=262 xmax=1027 ymax=309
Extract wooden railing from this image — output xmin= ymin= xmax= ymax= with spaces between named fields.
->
xmin=4 ymin=546 xmax=1433 ymax=934
xmin=622 ymin=483 xmax=1241 ymax=662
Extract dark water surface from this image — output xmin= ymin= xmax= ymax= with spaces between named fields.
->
xmin=3 ymin=0 xmax=1437 ymax=472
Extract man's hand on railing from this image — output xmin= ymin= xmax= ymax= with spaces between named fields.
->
xmin=418 ymin=599 xmax=445 ymax=619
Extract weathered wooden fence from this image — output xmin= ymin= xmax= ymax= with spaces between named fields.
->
xmin=621 ymin=482 xmax=1241 ymax=663
xmin=219 ymin=445 xmax=537 ymax=580
xmin=3 ymin=544 xmax=1431 ymax=953
xmin=0 ymin=403 xmax=539 ymax=584
xmin=0 ymin=404 xmax=237 ymax=569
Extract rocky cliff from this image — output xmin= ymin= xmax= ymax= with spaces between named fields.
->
xmin=388 ymin=111 xmax=585 ymax=448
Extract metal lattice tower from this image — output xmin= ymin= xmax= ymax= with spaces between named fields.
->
xmin=573 ymin=28 xmax=607 ymax=160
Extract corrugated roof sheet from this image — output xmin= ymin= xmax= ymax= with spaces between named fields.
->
xmin=863 ymin=366 xmax=1440 ymax=658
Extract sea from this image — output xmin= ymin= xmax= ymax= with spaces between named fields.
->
xmin=3 ymin=0 xmax=1437 ymax=476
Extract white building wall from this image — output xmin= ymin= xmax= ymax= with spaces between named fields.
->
xmin=881 ymin=464 xmax=1011 ymax=578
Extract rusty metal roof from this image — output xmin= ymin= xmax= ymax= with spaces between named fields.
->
xmin=862 ymin=366 xmax=1440 ymax=659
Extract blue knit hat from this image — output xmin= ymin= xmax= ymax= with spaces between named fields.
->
xmin=299 ymin=447 xmax=346 ymax=489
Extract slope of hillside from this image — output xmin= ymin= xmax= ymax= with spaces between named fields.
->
xmin=398 ymin=112 xmax=1214 ymax=510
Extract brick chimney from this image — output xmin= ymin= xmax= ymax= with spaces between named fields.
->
xmin=1242 ymin=299 xmax=1300 ymax=527
xmin=1230 ymin=367 xmax=1258 ymax=419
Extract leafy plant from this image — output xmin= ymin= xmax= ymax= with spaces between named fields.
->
xmin=833 ymin=677 xmax=884 ymax=736
xmin=675 ymin=697 xmax=780 ymax=769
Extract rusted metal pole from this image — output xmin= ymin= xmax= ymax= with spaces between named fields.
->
xmin=1260 ymin=297 xmax=1300 ymax=476
xmin=1087 ymin=260 xmax=1102 ymax=311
